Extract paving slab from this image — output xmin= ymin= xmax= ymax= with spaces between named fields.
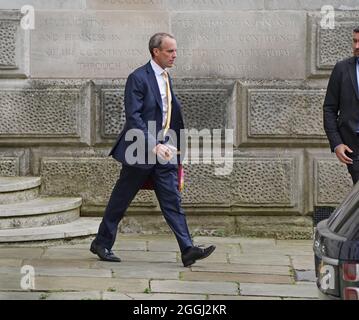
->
xmin=191 ymin=263 xmax=291 ymax=276
xmin=23 ymin=259 xmax=92 ymax=269
xmin=239 ymin=282 xmax=318 ymax=298
xmin=291 ymin=255 xmax=315 ymax=270
xmin=192 ymin=251 xmax=228 ymax=264
xmin=116 ymin=251 xmax=177 ymax=263
xmin=45 ymin=291 xmax=102 ymax=300
xmin=193 ymin=236 xmax=276 ymax=246
xmin=34 ymin=276 xmax=148 ymax=293
xmin=276 ymin=240 xmax=313 ymax=247
xmin=229 ymin=254 xmax=291 ymax=266
xmin=112 ymin=265 xmax=180 ymax=280
xmin=0 ymin=248 xmax=44 ymax=260
xmin=41 ymin=248 xmax=96 ymax=260
xmin=147 ymin=240 xmax=179 ymax=252
xmin=151 ymin=280 xmax=239 ymax=295
xmin=101 ymin=292 xmax=132 ymax=300
xmin=0 ymin=259 xmax=23 ymax=267
xmin=181 ymin=271 xmax=293 ymax=284
xmin=0 ymin=273 xmax=23 ymax=291
xmin=240 ymin=246 xmax=313 ymax=256
xmin=0 ymin=291 xmax=43 ymax=300
xmin=208 ymin=295 xmax=281 ymax=300
xmin=295 ymin=270 xmax=316 ymax=282
xmin=0 ymin=266 xmax=112 ymax=278
xmin=126 ymin=293 xmax=207 ymax=300
xmin=112 ymin=240 xmax=147 ymax=251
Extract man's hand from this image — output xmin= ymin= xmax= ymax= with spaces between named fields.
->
xmin=335 ymin=144 xmax=353 ymax=164
xmin=152 ymin=144 xmax=174 ymax=161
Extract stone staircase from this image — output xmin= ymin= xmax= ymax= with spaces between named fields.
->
xmin=0 ymin=177 xmax=100 ymax=242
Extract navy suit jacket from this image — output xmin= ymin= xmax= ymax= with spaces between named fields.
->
xmin=109 ymin=61 xmax=185 ymax=169
xmin=323 ymin=56 xmax=359 ymax=154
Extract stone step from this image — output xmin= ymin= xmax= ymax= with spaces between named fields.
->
xmin=0 ymin=197 xmax=82 ymax=229
xmin=0 ymin=177 xmax=41 ymax=204
xmin=0 ymin=217 xmax=101 ymax=242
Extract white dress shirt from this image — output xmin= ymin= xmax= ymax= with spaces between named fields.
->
xmin=150 ymin=59 xmax=169 ymax=128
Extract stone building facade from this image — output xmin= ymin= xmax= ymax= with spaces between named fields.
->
xmin=0 ymin=0 xmax=357 ymax=239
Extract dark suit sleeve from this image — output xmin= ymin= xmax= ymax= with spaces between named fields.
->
xmin=124 ymin=73 xmax=157 ymax=148
xmin=323 ymin=62 xmax=343 ymax=152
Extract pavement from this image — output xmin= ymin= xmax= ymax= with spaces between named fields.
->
xmin=0 ymin=233 xmax=318 ymax=300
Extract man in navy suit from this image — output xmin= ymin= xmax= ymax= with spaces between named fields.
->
xmin=324 ymin=27 xmax=359 ymax=184
xmin=90 ymin=33 xmax=215 ymax=267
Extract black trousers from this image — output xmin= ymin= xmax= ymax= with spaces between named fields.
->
xmin=347 ymin=162 xmax=359 ymax=185
xmin=94 ymin=163 xmax=193 ymax=253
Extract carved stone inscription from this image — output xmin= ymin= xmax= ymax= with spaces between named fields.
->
xmin=30 ymin=11 xmax=169 ymax=78
xmin=171 ymin=11 xmax=306 ymax=79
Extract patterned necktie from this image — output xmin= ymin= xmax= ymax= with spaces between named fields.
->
xmin=162 ymin=71 xmax=172 ymax=135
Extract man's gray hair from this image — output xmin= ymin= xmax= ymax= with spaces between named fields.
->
xmin=149 ymin=32 xmax=175 ymax=57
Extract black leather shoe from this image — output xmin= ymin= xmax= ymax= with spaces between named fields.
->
xmin=181 ymin=245 xmax=216 ymax=267
xmin=90 ymin=240 xmax=121 ymax=262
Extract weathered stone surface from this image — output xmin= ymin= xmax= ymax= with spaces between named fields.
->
xmin=295 ymin=270 xmax=316 ymax=282
xmin=229 ymin=254 xmax=290 ymax=266
xmin=0 ymin=217 xmax=100 ymax=242
xmin=24 ymin=258 xmax=92 ymax=269
xmin=0 ymin=149 xmax=30 ymax=176
xmin=34 ymin=276 xmax=148 ymax=292
xmin=248 ymin=89 xmax=325 ymax=137
xmin=308 ymin=11 xmax=359 ymax=77
xmin=266 ymin=0 xmax=359 ymax=9
xmin=230 ymin=150 xmax=303 ymax=214
xmin=0 ymin=247 xmax=44 ymax=259
xmin=46 ymin=291 xmax=102 ymax=300
xmin=181 ymin=163 xmax=231 ymax=206
xmin=0 ymin=80 xmax=90 ymax=145
xmin=0 ymin=0 xmax=84 ymax=9
xmin=40 ymin=157 xmax=156 ymax=207
xmin=181 ymin=271 xmax=293 ymax=284
xmin=126 ymin=293 xmax=206 ymax=300
xmin=87 ymin=0 xmax=168 ymax=10
xmin=29 ymin=10 xmax=305 ymax=79
xmin=238 ymin=81 xmax=327 ymax=146
xmin=0 ymin=258 xmax=23 ymax=267
xmin=236 ymin=216 xmax=313 ymax=239
xmin=118 ymin=215 xmax=237 ymax=237
xmin=0 ymin=291 xmax=42 ymax=300
xmin=191 ymin=263 xmax=291 ymax=276
xmin=42 ymin=248 xmax=96 ymax=260
xmin=0 ymin=10 xmax=29 ymax=78
xmin=151 ymin=280 xmax=239 ymax=295
xmin=208 ymin=295 xmax=280 ymax=300
xmin=239 ymin=282 xmax=317 ymax=298
xmin=94 ymin=79 xmax=234 ymax=145
xmin=112 ymin=265 xmax=180 ymax=280
xmin=147 ymin=240 xmax=179 ymax=252
xmin=291 ymin=255 xmax=316 ymax=270
xmin=308 ymin=151 xmax=352 ymax=208
xmin=0 ymin=157 xmax=19 ymax=176
xmin=172 ymin=11 xmax=306 ymax=79
xmin=30 ymin=10 xmax=169 ymax=78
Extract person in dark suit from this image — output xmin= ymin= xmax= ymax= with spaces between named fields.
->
xmin=323 ymin=27 xmax=359 ymax=184
xmin=90 ymin=33 xmax=215 ymax=267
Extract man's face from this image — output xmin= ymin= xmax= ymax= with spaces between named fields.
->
xmin=153 ymin=37 xmax=177 ymax=69
xmin=353 ymin=32 xmax=359 ymax=57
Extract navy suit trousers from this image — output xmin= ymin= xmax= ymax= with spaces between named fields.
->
xmin=95 ymin=163 xmax=193 ymax=253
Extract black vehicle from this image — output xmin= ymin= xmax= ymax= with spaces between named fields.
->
xmin=314 ymin=182 xmax=359 ymax=300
